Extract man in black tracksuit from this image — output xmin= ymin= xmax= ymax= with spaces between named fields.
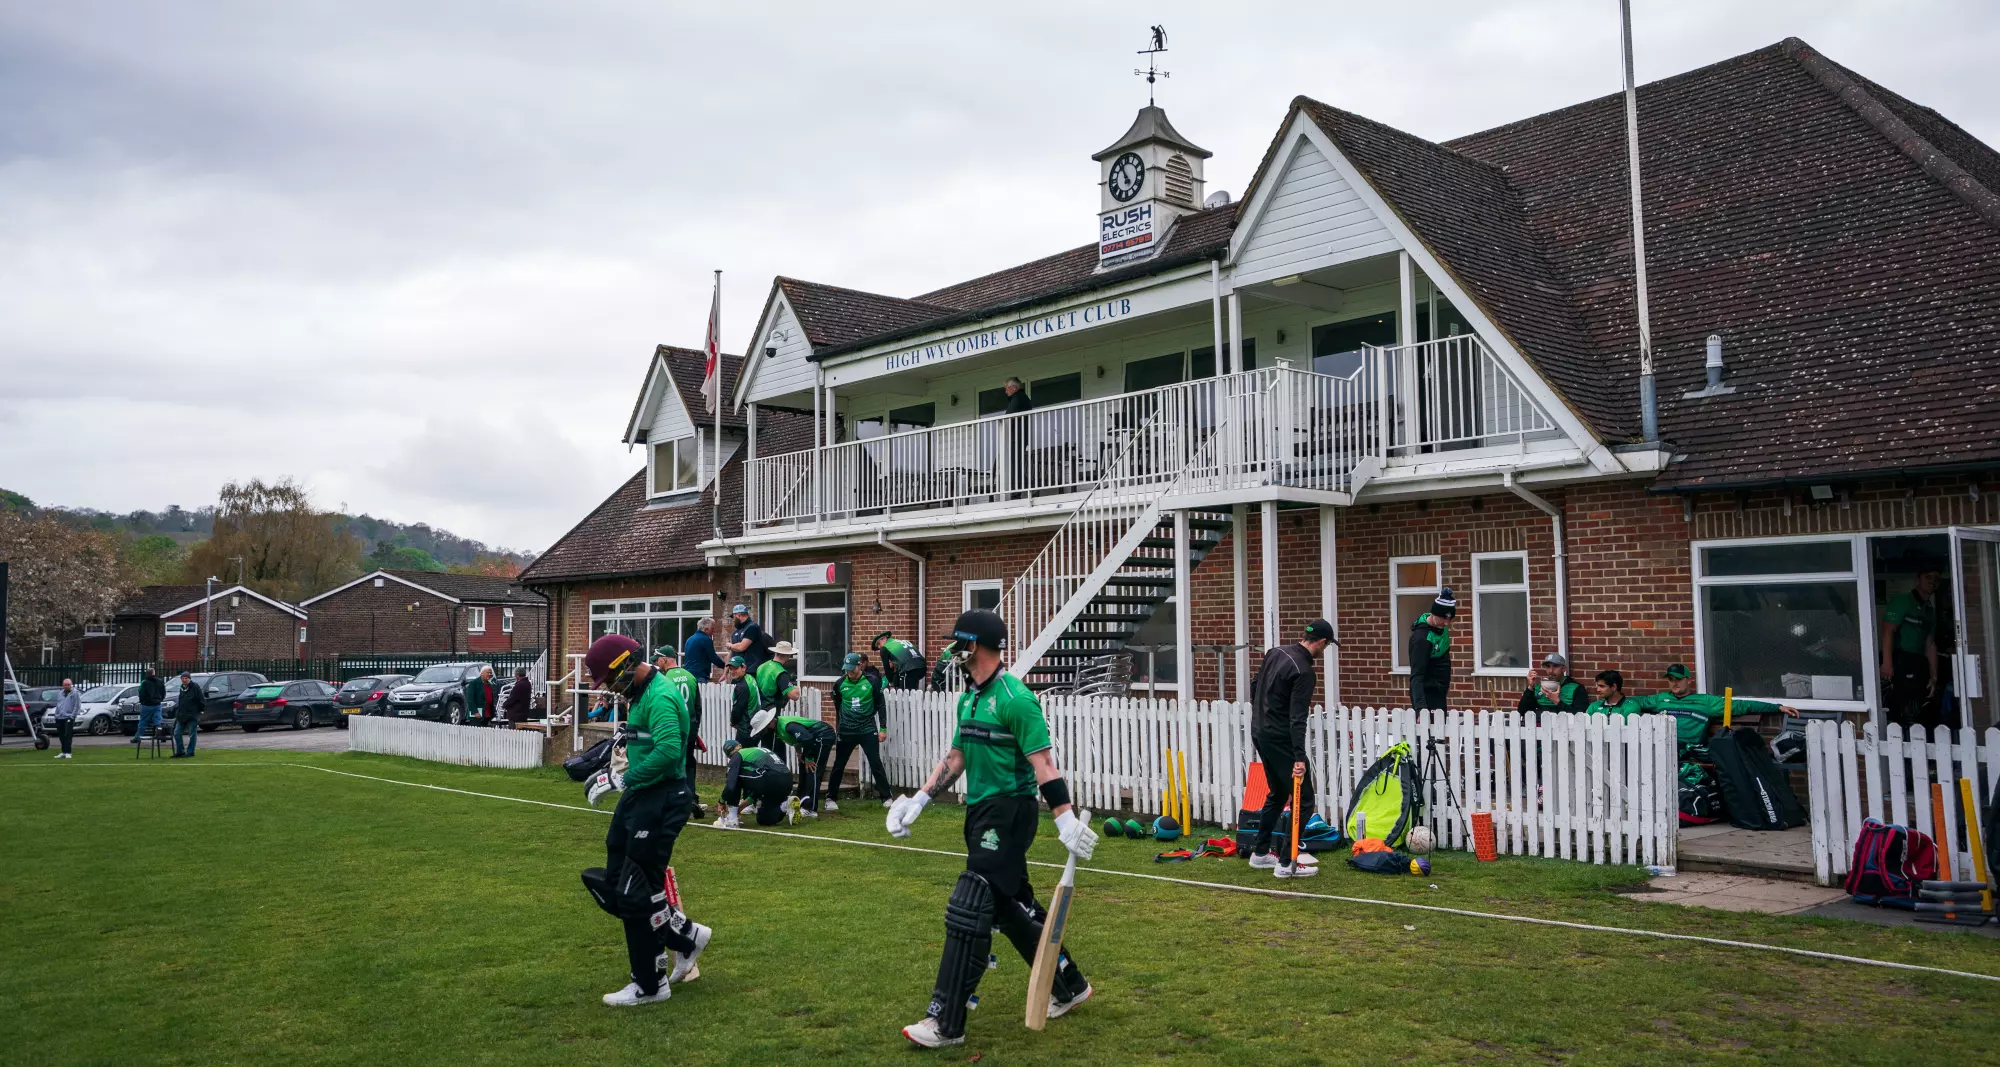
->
xmin=1407 ymin=588 xmax=1457 ymax=710
xmin=1248 ymin=620 xmax=1337 ymax=878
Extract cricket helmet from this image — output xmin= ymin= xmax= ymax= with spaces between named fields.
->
xmin=584 ymin=633 xmax=644 ymax=691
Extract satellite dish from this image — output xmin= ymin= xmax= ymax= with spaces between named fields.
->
xmin=1204 ymin=190 xmax=1232 ymax=209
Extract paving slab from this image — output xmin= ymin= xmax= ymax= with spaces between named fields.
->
xmin=1677 ymin=825 xmax=1817 ymax=879
xmin=1626 ymin=871 xmax=1847 ymax=914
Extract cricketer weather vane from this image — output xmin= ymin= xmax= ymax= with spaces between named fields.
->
xmin=1135 ymin=24 xmax=1169 ymax=106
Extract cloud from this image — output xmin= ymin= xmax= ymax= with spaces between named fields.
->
xmin=2 ymin=1 xmax=1994 ymax=550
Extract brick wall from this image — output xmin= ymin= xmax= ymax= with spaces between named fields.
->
xmin=159 ymin=597 xmax=303 ymax=660
xmin=305 ymin=580 xmax=462 ymax=658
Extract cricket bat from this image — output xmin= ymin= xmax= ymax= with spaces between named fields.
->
xmin=1025 ymin=809 xmax=1087 ymax=1031
xmin=1290 ymin=774 xmax=1303 ymax=867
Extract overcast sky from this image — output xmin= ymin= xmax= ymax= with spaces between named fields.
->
xmin=3 ymin=1 xmax=1992 ymax=553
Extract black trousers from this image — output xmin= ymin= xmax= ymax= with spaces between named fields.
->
xmin=828 ymin=733 xmax=892 ymax=800
xmin=1887 ymin=650 xmax=1938 ymax=731
xmin=931 ymin=797 xmax=1086 ymax=1032
xmin=722 ymin=759 xmax=793 ymax=825
xmin=1251 ymin=734 xmax=1315 ymax=858
xmin=606 ymin=777 xmax=697 ymax=994
xmin=684 ymin=742 xmax=701 ymax=803
xmin=794 ymin=735 xmax=835 ymax=810
xmin=1411 ymin=681 xmax=1449 ymax=711
xmin=57 ymin=719 xmax=74 ymax=755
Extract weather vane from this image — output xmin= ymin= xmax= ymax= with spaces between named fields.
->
xmin=1134 ymin=25 xmax=1169 ymax=106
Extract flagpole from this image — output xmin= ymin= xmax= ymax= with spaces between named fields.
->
xmin=711 ymin=269 xmax=723 ymax=542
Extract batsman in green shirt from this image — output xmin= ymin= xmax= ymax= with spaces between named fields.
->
xmin=826 ymin=652 xmax=893 ymax=808
xmin=883 ymin=610 xmax=1096 ymax=1049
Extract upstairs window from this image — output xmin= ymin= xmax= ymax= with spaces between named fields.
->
xmin=650 ymin=438 xmax=701 ymax=496
xmin=502 ymin=608 xmax=515 ymax=634
xmin=1312 ymin=313 xmax=1398 ymax=379
xmin=213 ymin=621 xmax=236 ymax=637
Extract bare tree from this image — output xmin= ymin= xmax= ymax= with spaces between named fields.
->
xmin=0 ymin=510 xmax=133 ymax=660
xmin=184 ymin=479 xmax=362 ymax=603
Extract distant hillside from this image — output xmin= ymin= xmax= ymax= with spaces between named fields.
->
xmin=0 ymin=490 xmax=536 ymax=571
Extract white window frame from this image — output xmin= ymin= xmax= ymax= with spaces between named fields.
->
xmin=467 ymin=606 xmax=487 ymax=633
xmin=84 ymin=622 xmax=112 ymax=637
xmin=164 ymin=622 xmax=198 ymax=637
xmin=649 ymin=437 xmax=701 ymax=498
xmin=962 ymin=579 xmax=1004 ymax=612
xmin=1388 ymin=554 xmax=1443 ymax=675
xmin=1470 ymin=551 xmax=1531 ymax=677
xmin=763 ymin=588 xmax=849 ymax=682
xmin=1690 ymin=532 xmax=1873 ymax=715
xmin=587 ymin=596 xmax=714 ymax=648
xmin=502 ymin=607 xmax=515 ymax=633
xmin=212 ymin=621 xmax=236 ymax=637
xmin=299 ymin=626 xmax=308 ymax=644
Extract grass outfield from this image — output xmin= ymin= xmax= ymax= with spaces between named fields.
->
xmin=3 ymin=747 xmax=1996 ymax=1066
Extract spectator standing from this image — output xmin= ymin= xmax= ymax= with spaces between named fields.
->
xmin=728 ymin=604 xmax=773 ymax=671
xmin=1001 ymin=377 xmax=1033 ymax=498
xmin=51 ymin=679 xmax=80 ymax=759
xmin=172 ymin=672 xmax=203 ymax=758
xmin=1406 ymin=590 xmax=1456 ymax=710
xmin=684 ymin=618 xmax=727 ymax=682
xmin=133 ymin=666 xmax=166 ymax=745
xmin=465 ymin=666 xmax=497 ymax=726
xmin=500 ymin=667 xmax=533 ymax=723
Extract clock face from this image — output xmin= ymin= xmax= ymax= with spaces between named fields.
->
xmin=1108 ymin=152 xmax=1145 ymax=203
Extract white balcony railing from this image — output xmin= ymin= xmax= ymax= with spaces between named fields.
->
xmin=744 ymin=335 xmax=1556 ymax=528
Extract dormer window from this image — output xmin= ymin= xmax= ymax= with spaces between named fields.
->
xmin=650 ymin=437 xmax=701 ymax=497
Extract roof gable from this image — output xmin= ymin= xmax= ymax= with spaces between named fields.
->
xmin=1229 ymin=126 xmax=1400 ymax=284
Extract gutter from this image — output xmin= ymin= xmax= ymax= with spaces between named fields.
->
xmin=876 ymin=531 xmax=928 ymax=650
xmin=1503 ymin=471 xmax=1569 ymax=663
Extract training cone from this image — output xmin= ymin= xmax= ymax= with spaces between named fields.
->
xmin=1469 ymin=811 xmax=1499 ymax=862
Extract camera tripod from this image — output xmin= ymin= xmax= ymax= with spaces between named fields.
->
xmin=1418 ymin=734 xmax=1473 ymax=839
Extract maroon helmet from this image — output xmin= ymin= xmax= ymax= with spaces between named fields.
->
xmin=584 ymin=633 xmax=644 ymax=692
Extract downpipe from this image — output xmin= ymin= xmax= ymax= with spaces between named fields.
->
xmin=1503 ymin=471 xmax=1569 ymax=663
xmin=877 ymin=532 xmax=927 ymax=651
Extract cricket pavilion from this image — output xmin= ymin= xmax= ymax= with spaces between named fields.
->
xmin=524 ymin=37 xmax=2000 ymax=744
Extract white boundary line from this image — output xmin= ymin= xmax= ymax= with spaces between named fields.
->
xmin=19 ymin=760 xmax=2000 ymax=986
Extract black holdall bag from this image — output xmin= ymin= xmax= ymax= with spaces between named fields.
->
xmin=1708 ymin=726 xmax=1806 ymax=831
xmin=564 ymin=737 xmax=616 ymax=782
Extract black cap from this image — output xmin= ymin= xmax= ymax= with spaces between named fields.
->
xmin=950 ymin=609 xmax=1007 ymax=650
xmin=1303 ymin=619 xmax=1338 ymax=644
xmin=1431 ymin=588 xmax=1458 ymax=618
xmin=1664 ymin=663 xmax=1690 ymax=681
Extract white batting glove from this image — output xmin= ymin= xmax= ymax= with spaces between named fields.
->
xmin=885 ymin=792 xmax=931 ymax=838
xmin=1053 ymin=808 xmax=1097 ymax=862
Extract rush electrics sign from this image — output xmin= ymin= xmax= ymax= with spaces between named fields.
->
xmin=1098 ymin=203 xmax=1155 ymax=260
xmin=743 ymin=562 xmax=850 ymax=589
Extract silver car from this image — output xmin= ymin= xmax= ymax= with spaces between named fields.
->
xmin=43 ymin=683 xmax=137 ymax=736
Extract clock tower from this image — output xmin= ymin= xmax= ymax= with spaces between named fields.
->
xmin=1093 ymin=105 xmax=1211 ymax=267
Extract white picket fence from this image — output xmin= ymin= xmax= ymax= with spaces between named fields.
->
xmin=842 ymin=692 xmax=1679 ymax=866
xmin=349 ymin=714 xmax=544 ymax=769
xmin=1802 ymin=720 xmax=2000 ymax=886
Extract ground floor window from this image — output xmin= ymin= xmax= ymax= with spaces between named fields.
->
xmin=1694 ymin=537 xmax=1866 ymax=708
xmin=165 ymin=622 xmax=197 ymax=637
xmin=963 ymin=579 xmax=1002 ymax=612
xmin=1472 ymin=552 xmax=1529 ymax=673
xmin=590 ymin=596 xmax=714 ymax=656
xmin=1389 ymin=555 xmax=1441 ymax=673
xmin=764 ymin=589 xmax=847 ymax=679
xmin=466 ymin=607 xmax=486 ymax=633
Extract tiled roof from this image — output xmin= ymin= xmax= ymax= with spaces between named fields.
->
xmin=115 ymin=585 xmax=209 ymax=617
xmin=779 ymin=279 xmax=959 ymax=349
xmin=382 ymin=570 xmax=546 ymax=605
xmin=662 ymin=347 xmax=747 ymax=432
xmin=520 ymin=408 xmax=816 ymax=584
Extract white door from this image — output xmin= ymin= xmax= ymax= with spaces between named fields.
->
xmin=1947 ymin=526 xmax=2000 ymax=731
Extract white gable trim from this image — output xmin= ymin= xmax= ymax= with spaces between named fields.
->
xmin=1227 ymin=121 xmax=1398 ymax=284
xmin=298 ymin=570 xmax=461 ymax=607
xmin=621 ymin=352 xmax=673 ymax=446
xmin=1233 ymin=111 xmax=1613 ymax=469
xmin=736 ymin=289 xmax=811 ymax=411
xmin=161 ymin=585 xmax=307 ymax=619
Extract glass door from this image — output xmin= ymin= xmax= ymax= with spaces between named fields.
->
xmin=1948 ymin=527 xmax=2000 ymax=731
xmin=767 ymin=594 xmax=801 ymax=659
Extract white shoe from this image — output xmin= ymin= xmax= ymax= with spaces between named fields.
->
xmin=901 ymin=1016 xmax=964 ymax=1048
xmin=602 ymin=981 xmax=670 ymax=1006
xmin=1048 ymin=982 xmax=1093 ymax=1019
xmin=1293 ymin=850 xmax=1320 ymax=867
xmin=1274 ymin=861 xmax=1319 ymax=879
xmin=1247 ymin=851 xmax=1280 ymax=869
xmin=669 ymin=923 xmax=711 ymax=984
xmin=798 ymin=805 xmax=819 ymax=819
xmin=822 ymin=798 xmax=839 ymax=812
xmin=713 ymin=810 xmax=740 ymax=829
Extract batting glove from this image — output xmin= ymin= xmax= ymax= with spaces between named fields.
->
xmin=885 ymin=792 xmax=930 ymax=838
xmin=1053 ymin=808 xmax=1098 ymax=862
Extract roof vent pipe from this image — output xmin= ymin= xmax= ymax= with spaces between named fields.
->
xmin=1619 ymin=0 xmax=1658 ymax=444
xmin=1705 ymin=334 xmax=1724 ymax=389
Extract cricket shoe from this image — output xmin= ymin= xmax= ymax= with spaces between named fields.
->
xmin=1048 ymin=982 xmax=1093 ymax=1020
xmin=798 ymin=805 xmax=820 ymax=819
xmin=1274 ymin=860 xmax=1319 ymax=879
xmin=822 ymin=798 xmax=839 ymax=812
xmin=1293 ymin=850 xmax=1320 ymax=867
xmin=1247 ymin=851 xmax=1281 ymax=870
xmin=713 ymin=810 xmax=740 ymax=829
xmin=602 ymin=981 xmax=670 ymax=1006
xmin=901 ymin=1016 xmax=965 ymax=1049
xmin=669 ymin=923 xmax=711 ymax=984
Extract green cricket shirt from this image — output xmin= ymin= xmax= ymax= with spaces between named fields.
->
xmin=750 ymin=660 xmax=793 ymax=709
xmin=1881 ymin=591 xmax=1936 ymax=655
xmin=1634 ymin=691 xmax=1781 ymax=748
xmin=660 ymin=666 xmax=700 ymax=707
xmin=1585 ymin=696 xmax=1639 ymax=718
xmin=623 ymin=671 xmax=689 ymax=789
xmin=954 ymin=669 xmax=1051 ymax=806
xmin=834 ymin=674 xmax=885 ymax=735
xmin=776 ymin=714 xmax=832 ymax=749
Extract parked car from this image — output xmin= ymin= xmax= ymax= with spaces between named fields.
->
xmin=120 ymin=671 xmax=267 ymax=734
xmin=334 ymin=675 xmax=414 ymax=721
xmin=233 ymin=680 xmax=341 ymax=731
xmin=384 ymin=662 xmax=492 ymax=725
xmin=41 ymin=682 xmax=138 ymax=736
xmin=6 ymin=682 xmax=62 ymax=735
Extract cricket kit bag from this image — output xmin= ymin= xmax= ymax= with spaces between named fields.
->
xmin=1707 ymin=727 xmax=1805 ymax=831
xmin=1845 ymin=818 xmax=1939 ymax=906
xmin=1344 ymin=742 xmax=1422 ymax=847
xmin=1232 ymin=767 xmax=1347 ymax=855
xmin=1678 ymin=761 xmax=1722 ymax=825
xmin=564 ymin=737 xmax=616 ymax=782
